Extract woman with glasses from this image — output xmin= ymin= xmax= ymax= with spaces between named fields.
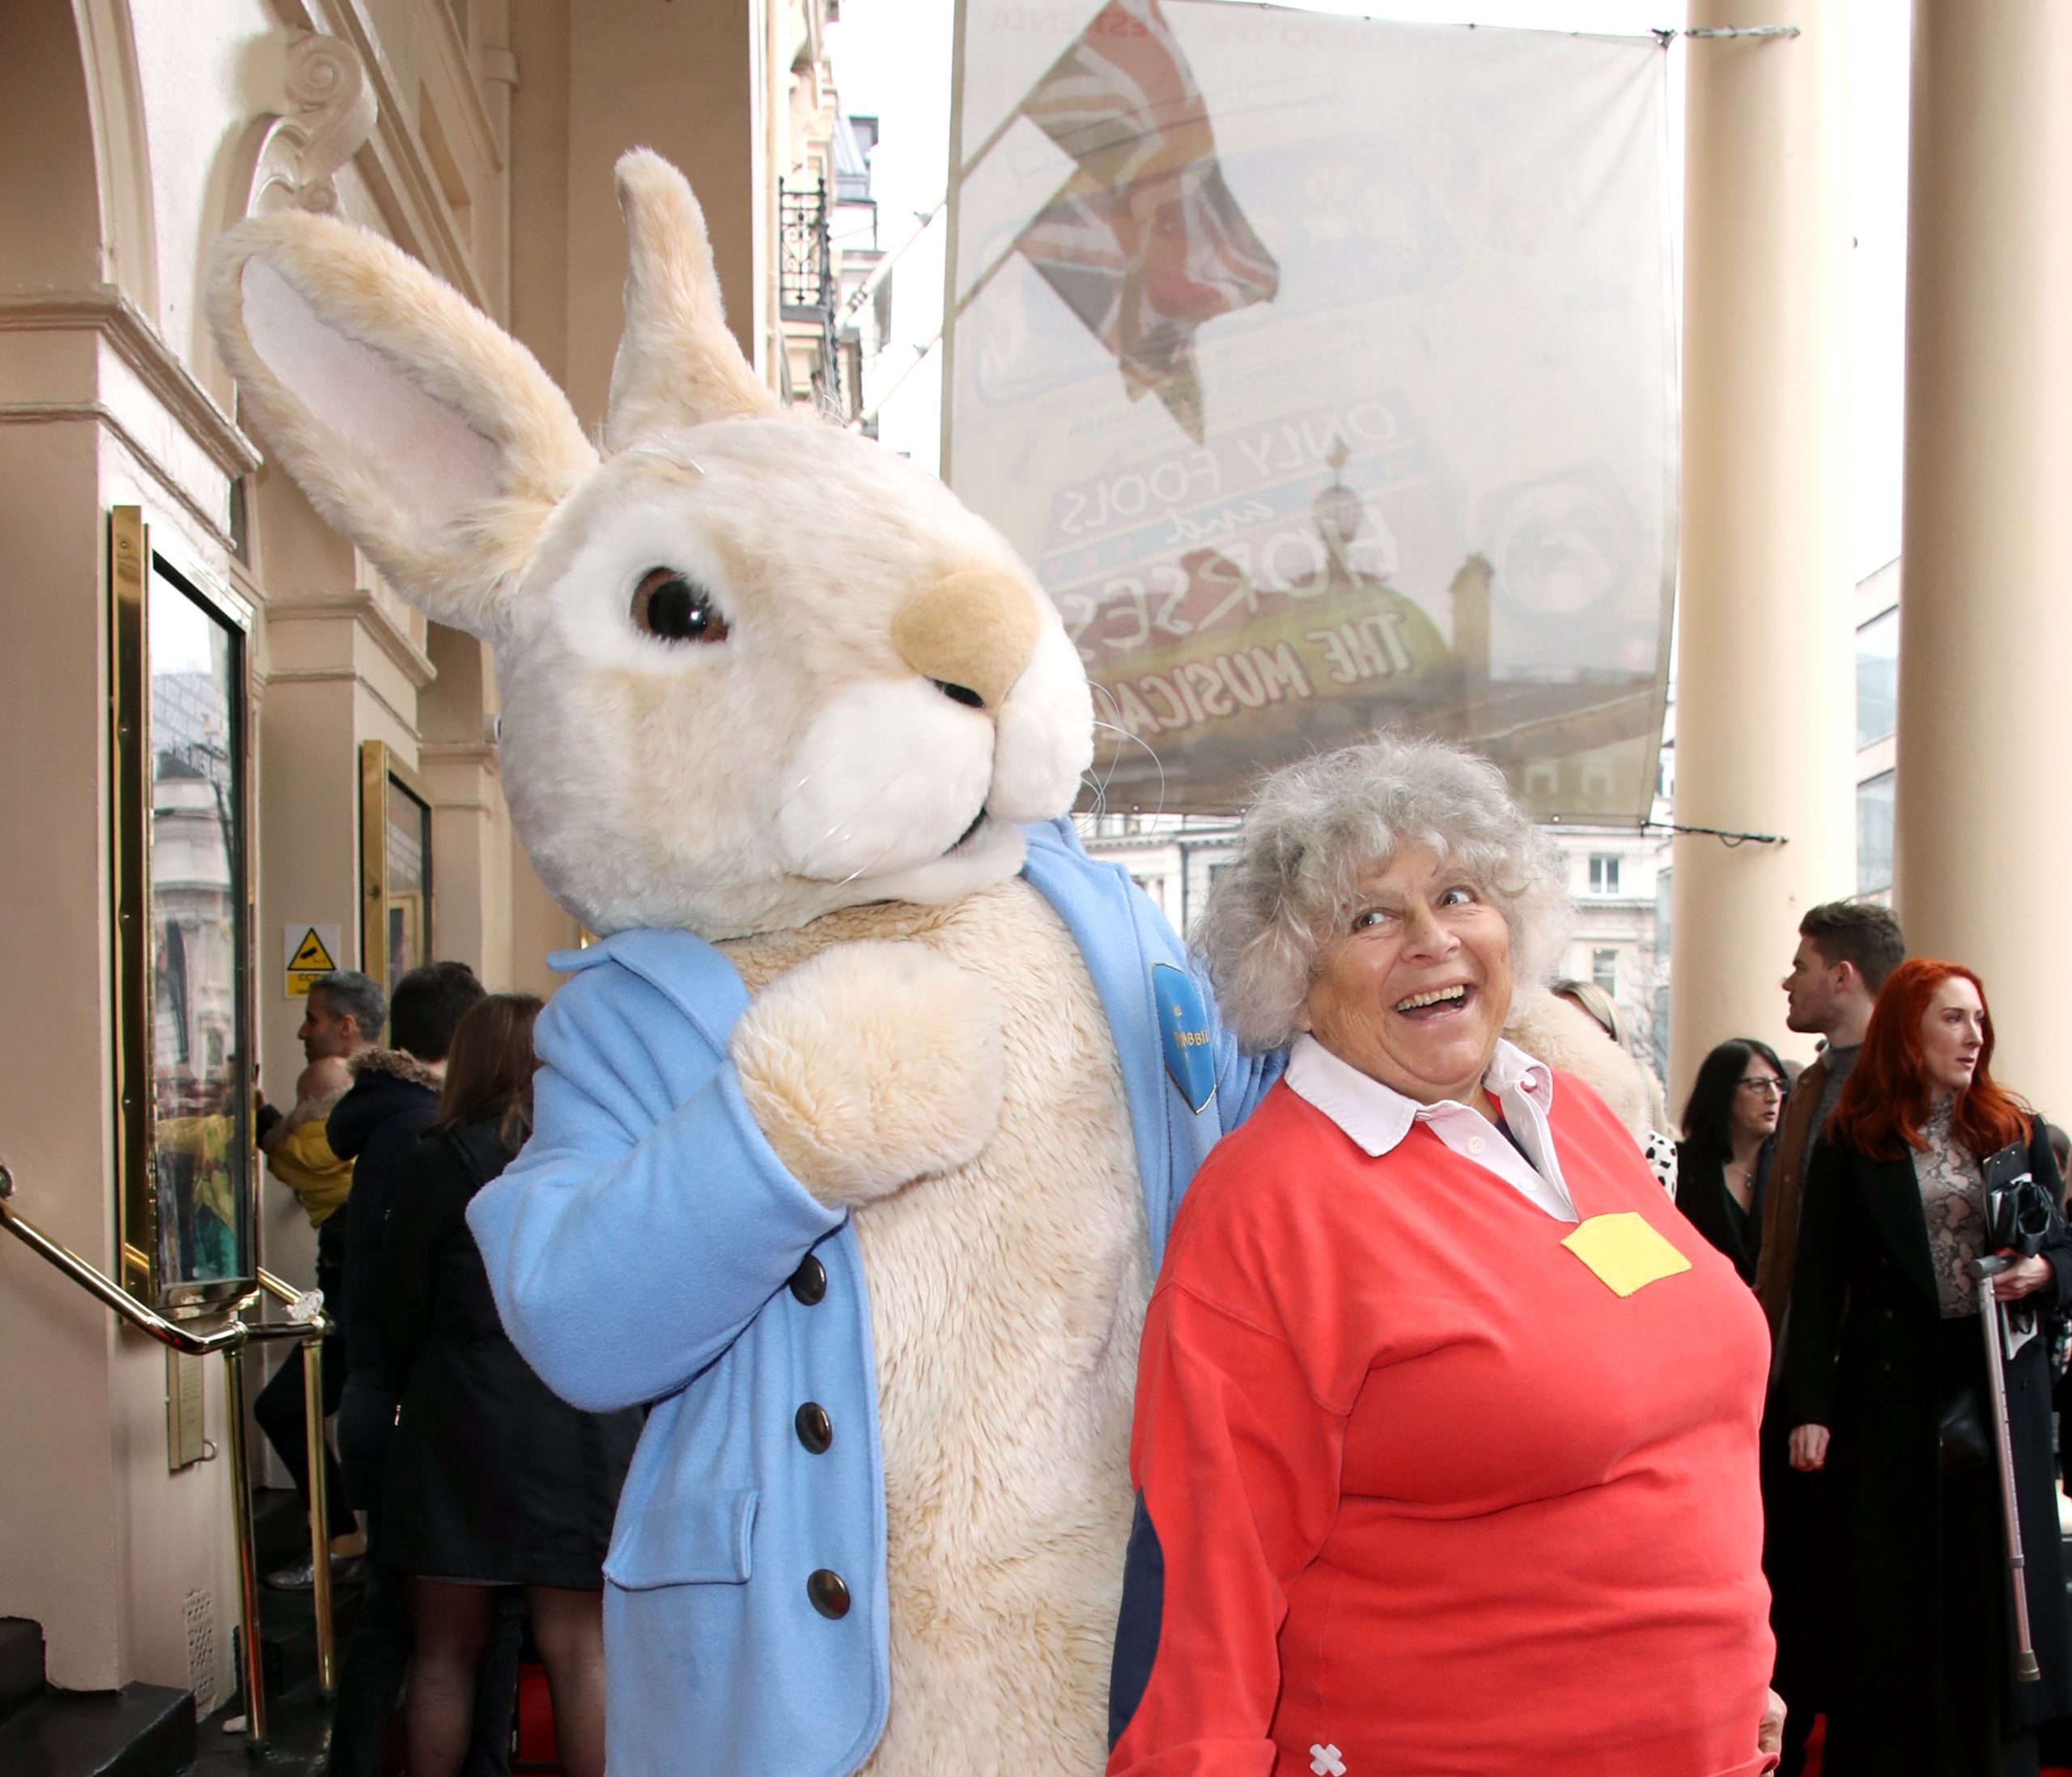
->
xmin=1676 ymin=1039 xmax=1790 ymax=1285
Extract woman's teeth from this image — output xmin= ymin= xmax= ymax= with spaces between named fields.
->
xmin=1395 ymin=985 xmax=1468 ymax=1014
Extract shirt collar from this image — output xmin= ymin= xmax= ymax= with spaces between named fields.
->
xmin=1284 ymin=1032 xmax=1554 ymax=1159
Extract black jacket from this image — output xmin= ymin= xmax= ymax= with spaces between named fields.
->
xmin=327 ymin=1050 xmax=443 ymax=1376
xmin=1674 ymin=1134 xmax=1773 ymax=1287
xmin=376 ymin=1115 xmax=641 ymax=1587
xmin=1784 ymin=1113 xmax=2072 ymax=1766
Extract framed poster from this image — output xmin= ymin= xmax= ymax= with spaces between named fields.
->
xmin=108 ymin=508 xmax=257 ymax=1311
xmin=359 ymin=740 xmax=433 ymax=992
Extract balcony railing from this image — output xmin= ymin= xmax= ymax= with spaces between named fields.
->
xmin=780 ymin=179 xmax=834 ymax=315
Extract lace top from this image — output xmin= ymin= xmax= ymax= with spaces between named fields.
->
xmin=1918 ymin=1099 xmax=1987 ymax=1317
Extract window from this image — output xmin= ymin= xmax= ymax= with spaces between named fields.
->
xmin=1588 ymin=854 xmax=1620 ymax=896
xmin=1591 ymin=948 xmax=1619 ymax=995
xmin=360 ymin=741 xmax=435 ymax=991
xmin=1856 ymin=609 xmax=1899 ymax=747
xmin=1858 ymin=771 xmax=1895 ymax=895
xmin=108 ymin=508 xmax=257 ymax=1311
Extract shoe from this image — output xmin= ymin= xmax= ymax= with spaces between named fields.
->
xmin=263 ymin=1550 xmax=360 ymax=1591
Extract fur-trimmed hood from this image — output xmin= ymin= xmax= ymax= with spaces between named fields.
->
xmin=349 ymin=1046 xmax=444 ymax=1090
xmin=329 ymin=1048 xmax=443 ymax=1162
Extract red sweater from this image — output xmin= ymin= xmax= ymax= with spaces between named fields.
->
xmin=1107 ymin=1074 xmax=1774 ymax=1777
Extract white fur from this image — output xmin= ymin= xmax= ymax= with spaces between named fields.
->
xmin=778 ymin=682 xmax=996 ymax=880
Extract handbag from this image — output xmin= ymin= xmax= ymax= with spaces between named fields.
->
xmin=1938 ymin=1383 xmax=1992 ymax=1474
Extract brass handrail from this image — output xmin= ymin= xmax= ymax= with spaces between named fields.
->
xmin=0 ymin=1168 xmax=247 ymax=1356
xmin=0 ymin=1164 xmax=339 ymax=1732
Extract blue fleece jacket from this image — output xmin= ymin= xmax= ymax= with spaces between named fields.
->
xmin=465 ymin=819 xmax=1277 ymax=1777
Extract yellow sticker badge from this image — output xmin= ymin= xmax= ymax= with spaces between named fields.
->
xmin=1561 ymin=1212 xmax=1692 ymax=1298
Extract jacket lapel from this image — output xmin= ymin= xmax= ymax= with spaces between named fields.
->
xmin=1858 ymin=1148 xmax=1940 ymax=1304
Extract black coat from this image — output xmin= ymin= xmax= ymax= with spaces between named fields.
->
xmin=1784 ymin=1113 xmax=2072 ymax=1768
xmin=376 ymin=1115 xmax=641 ymax=1588
xmin=1675 ymin=1134 xmax=1774 ymax=1286
xmin=327 ymin=1049 xmax=444 ymax=1376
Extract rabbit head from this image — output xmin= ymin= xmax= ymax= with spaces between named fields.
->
xmin=206 ymin=151 xmax=1093 ymax=940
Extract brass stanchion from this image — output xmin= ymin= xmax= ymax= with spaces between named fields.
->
xmin=302 ymin=1334 xmax=338 ymax=1694
xmin=220 ymin=1345 xmax=270 ymax=1746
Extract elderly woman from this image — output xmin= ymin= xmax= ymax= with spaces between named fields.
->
xmin=1106 ymin=737 xmax=1781 ymax=1777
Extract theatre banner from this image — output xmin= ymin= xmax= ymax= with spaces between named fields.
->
xmin=944 ymin=0 xmax=1674 ymax=821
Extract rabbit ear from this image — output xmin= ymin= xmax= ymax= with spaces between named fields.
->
xmin=603 ymin=149 xmax=779 ymax=452
xmin=207 ymin=213 xmax=596 ymax=635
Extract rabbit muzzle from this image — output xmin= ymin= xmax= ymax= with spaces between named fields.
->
xmin=771 ymin=617 xmax=1093 ymax=897
xmin=891 ymin=570 xmax=1041 ymax=714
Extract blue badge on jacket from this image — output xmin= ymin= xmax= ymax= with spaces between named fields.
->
xmin=1153 ymin=963 xmax=1216 ymax=1113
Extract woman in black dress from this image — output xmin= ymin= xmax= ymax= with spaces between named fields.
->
xmin=380 ymin=994 xmax=640 ymax=1777
xmin=1675 ymin=1037 xmax=1786 ymax=1286
xmin=1785 ymin=959 xmax=2072 ymax=1775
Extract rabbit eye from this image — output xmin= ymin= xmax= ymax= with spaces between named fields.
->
xmin=631 ymin=567 xmax=729 ymax=645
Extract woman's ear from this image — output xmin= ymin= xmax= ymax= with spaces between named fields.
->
xmin=207 ymin=212 xmax=596 ymax=635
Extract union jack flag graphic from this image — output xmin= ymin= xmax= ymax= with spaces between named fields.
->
xmin=1013 ymin=0 xmax=1280 ymax=440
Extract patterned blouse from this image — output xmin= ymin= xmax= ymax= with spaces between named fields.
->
xmin=1918 ymin=1098 xmax=1988 ymax=1318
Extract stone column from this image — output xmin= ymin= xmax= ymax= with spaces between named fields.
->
xmin=1892 ymin=1 xmax=2072 ymax=1109
xmin=1669 ymin=2 xmax=1858 ymax=1104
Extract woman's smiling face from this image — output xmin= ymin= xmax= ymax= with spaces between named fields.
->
xmin=1297 ymin=845 xmax=1514 ymax=1107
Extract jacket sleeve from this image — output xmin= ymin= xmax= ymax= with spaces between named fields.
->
xmin=1107 ymin=1281 xmax=1345 ymax=1777
xmin=1782 ymin=1139 xmax=1852 ymax=1428
xmin=465 ymin=965 xmax=845 ymax=1414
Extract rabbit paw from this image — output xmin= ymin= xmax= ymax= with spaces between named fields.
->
xmin=731 ymin=941 xmax=1005 ymax=1209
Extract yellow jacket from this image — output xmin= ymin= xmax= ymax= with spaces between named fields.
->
xmin=267 ymin=1114 xmax=352 ymax=1228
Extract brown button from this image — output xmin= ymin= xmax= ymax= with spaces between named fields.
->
xmin=808 ymin=1569 xmax=850 ymax=1619
xmin=788 ymin=1256 xmax=827 ymax=1305
xmin=795 ymin=1402 xmax=833 ymax=1454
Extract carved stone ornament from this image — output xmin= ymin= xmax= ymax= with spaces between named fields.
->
xmin=254 ymin=32 xmax=378 ymax=216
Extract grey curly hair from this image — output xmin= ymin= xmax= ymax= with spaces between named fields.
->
xmin=1195 ymin=736 xmax=1570 ymax=1053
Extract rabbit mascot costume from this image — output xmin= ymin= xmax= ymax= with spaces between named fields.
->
xmin=208 ymin=152 xmax=1662 ymax=1777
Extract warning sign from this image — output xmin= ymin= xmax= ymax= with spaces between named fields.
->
xmin=283 ymin=924 xmax=342 ymax=999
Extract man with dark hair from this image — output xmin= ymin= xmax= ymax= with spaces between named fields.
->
xmin=255 ymin=970 xmax=386 ymax=1584
xmin=1758 ymin=899 xmax=1906 ymax=1325
xmin=386 ymin=960 xmax=488 ymax=1065
xmin=322 ymin=960 xmax=498 ymax=1777
xmin=1755 ymin=897 xmax=1904 ymax=1776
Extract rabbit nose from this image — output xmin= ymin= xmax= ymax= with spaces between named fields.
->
xmin=894 ymin=569 xmax=1042 ymax=712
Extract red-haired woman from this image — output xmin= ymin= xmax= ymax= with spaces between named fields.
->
xmin=1785 ymin=959 xmax=2072 ymax=1775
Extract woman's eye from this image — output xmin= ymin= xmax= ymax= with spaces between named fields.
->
xmin=631 ymin=567 xmax=729 ymax=644
xmin=1352 ymin=908 xmax=1390 ymax=931
xmin=1438 ymin=885 xmax=1476 ymax=907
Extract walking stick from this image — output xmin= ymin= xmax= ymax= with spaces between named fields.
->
xmin=1968 ymin=1254 xmax=2041 ymax=1682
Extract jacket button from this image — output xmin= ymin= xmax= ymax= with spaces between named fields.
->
xmin=796 ymin=1402 xmax=833 ymax=1453
xmin=808 ymin=1569 xmax=850 ymax=1619
xmin=788 ymin=1255 xmax=827 ymax=1306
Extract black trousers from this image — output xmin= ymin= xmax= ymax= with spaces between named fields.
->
xmin=1760 ymin=1390 xmax=1833 ymax=1777
xmin=254 ymin=1219 xmax=355 ymax=1542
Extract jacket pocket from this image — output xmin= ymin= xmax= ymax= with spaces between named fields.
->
xmin=603 ymin=1488 xmax=758 ymax=1589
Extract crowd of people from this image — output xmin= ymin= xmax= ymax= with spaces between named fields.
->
xmin=246 ymin=734 xmax=2070 ymax=1777
xmin=255 ymin=964 xmax=631 ymax=1777
xmin=1670 ymin=907 xmax=2072 ymax=1777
